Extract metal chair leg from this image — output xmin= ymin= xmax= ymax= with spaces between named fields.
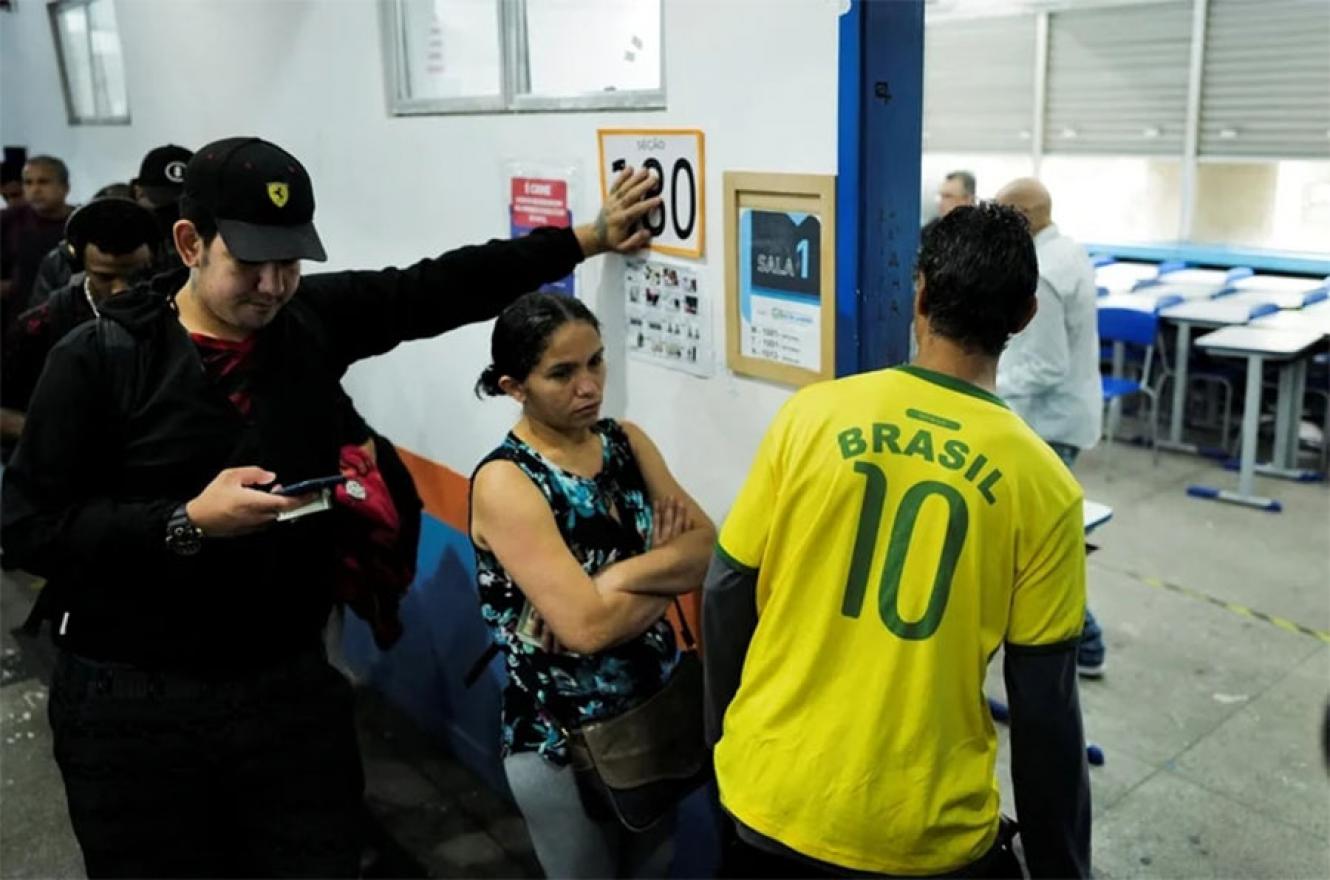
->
xmin=1221 ymin=383 xmax=1233 ymax=454
xmin=1150 ymin=390 xmax=1160 ymax=465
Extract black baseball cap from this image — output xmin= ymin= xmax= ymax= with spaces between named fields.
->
xmin=134 ymin=144 xmax=193 ymax=204
xmin=180 ymin=137 xmax=326 ymax=263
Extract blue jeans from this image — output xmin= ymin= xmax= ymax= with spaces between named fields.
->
xmin=1046 ymin=442 xmax=1106 ymax=665
xmin=1079 ymin=609 xmax=1105 ymax=666
xmin=1048 ymin=442 xmax=1081 ymax=468
xmin=504 ymin=752 xmax=674 ymax=878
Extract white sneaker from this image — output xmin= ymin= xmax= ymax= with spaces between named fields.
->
xmin=1077 ymin=657 xmax=1106 ymax=679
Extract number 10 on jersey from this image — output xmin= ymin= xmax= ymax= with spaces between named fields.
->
xmin=841 ymin=462 xmax=970 ymax=641
xmin=597 ymin=129 xmax=705 ymax=259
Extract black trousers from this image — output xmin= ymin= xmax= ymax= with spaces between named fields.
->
xmin=719 ymin=820 xmax=1026 ymax=880
xmin=48 ymin=650 xmax=365 ymax=879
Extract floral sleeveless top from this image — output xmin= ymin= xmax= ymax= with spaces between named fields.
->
xmin=471 ymin=419 xmax=679 ymax=765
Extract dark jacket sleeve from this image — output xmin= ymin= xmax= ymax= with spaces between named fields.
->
xmin=0 ymin=207 xmax=15 ymax=283
xmin=702 ymin=550 xmax=759 ymax=747
xmin=28 ymin=245 xmax=72 ymax=310
xmin=336 ymin=387 xmax=373 ymax=445
xmin=1 ymin=306 xmax=54 ymax=412
xmin=1 ymin=326 xmax=179 ymax=580
xmin=298 ymin=226 xmax=584 ymax=368
xmin=1003 ymin=640 xmax=1092 ymax=878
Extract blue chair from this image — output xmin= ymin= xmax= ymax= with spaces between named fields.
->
xmin=1099 ymin=307 xmax=1161 ymax=462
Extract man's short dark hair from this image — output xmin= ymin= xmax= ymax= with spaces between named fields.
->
xmin=179 ymin=197 xmax=219 ymax=247
xmin=25 ymin=155 xmax=70 ymax=187
xmin=916 ymin=202 xmax=1037 ymax=358
xmin=67 ymin=198 xmax=160 ymax=258
xmin=945 ymin=170 xmax=976 ymax=198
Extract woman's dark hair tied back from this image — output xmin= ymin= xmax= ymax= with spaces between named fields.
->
xmin=474 ymin=292 xmax=601 ymax=399
xmin=475 ymin=364 xmax=505 ymax=398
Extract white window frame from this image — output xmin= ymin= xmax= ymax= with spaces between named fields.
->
xmin=381 ymin=0 xmax=509 ymax=115
xmin=47 ymin=0 xmax=131 ymax=126
xmin=382 ymin=0 xmax=665 ymax=116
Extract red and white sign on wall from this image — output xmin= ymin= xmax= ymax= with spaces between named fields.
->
xmin=509 ymin=175 xmax=574 ymax=295
xmin=510 ymin=177 xmax=571 ymax=230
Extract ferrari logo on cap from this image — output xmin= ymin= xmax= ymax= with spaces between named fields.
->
xmin=267 ymin=182 xmax=289 ymax=208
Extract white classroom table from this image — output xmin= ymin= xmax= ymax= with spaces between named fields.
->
xmin=1095 ymin=262 xmax=1160 ymax=293
xmin=1228 ymin=274 xmax=1329 ymax=295
xmin=1159 ymin=299 xmax=1279 ymax=453
xmin=1097 ymin=292 xmax=1185 ymax=313
xmin=1248 ymin=308 xmax=1330 ymax=479
xmin=1158 ymin=268 xmax=1242 ymax=290
xmin=1143 ymin=272 xmax=1234 ymax=300
xmin=1188 ymin=325 xmax=1327 ymax=511
xmin=1131 ymin=282 xmax=1221 ymax=302
xmin=1083 ymin=500 xmax=1113 ymax=534
xmin=1217 ymin=288 xmax=1329 ymax=311
xmin=1251 ymin=308 xmax=1330 ymax=336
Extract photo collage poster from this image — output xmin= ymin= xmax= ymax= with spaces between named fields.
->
xmin=624 ymin=257 xmax=714 ymax=378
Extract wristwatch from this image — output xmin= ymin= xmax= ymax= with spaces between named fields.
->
xmin=165 ymin=504 xmax=205 ymax=556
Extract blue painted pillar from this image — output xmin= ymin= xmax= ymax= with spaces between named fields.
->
xmin=837 ymin=0 xmax=924 ymax=374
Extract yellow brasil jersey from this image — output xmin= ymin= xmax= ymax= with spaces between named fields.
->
xmin=714 ymin=365 xmax=1086 ymax=875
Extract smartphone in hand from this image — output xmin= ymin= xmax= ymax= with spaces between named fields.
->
xmin=272 ymin=474 xmax=347 ymax=497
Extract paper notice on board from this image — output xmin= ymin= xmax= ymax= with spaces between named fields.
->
xmin=738 ymin=207 xmax=822 ymax=371
xmin=624 ymin=258 xmax=714 ymax=378
xmin=509 ymin=174 xmax=574 ymax=296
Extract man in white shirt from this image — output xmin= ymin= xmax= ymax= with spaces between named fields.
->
xmin=995 ymin=177 xmax=1106 ymax=677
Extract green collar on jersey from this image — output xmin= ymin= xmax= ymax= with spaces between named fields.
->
xmin=895 ymin=364 xmax=1010 ymax=410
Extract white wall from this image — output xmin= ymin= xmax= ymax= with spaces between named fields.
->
xmin=0 ymin=0 xmax=841 ymax=518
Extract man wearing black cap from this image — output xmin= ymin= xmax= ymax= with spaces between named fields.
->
xmin=133 ymin=143 xmax=193 ymax=273
xmin=1 ymin=136 xmax=658 ymax=878
xmin=134 ymin=143 xmax=192 ymax=207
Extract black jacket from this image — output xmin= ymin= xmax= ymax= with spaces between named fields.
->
xmin=3 ymin=274 xmax=94 ymax=415
xmin=1 ymin=227 xmax=583 ymax=672
xmin=28 ymin=243 xmax=75 ymax=311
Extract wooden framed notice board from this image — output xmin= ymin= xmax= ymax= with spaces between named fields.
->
xmin=724 ymin=172 xmax=836 ymax=386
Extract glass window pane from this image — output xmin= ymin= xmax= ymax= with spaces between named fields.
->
xmin=1040 ymin=156 xmax=1182 ymax=244
xmin=1192 ymin=160 xmax=1330 ymax=253
xmin=87 ymin=0 xmax=129 ymax=118
xmin=395 ymin=0 xmax=503 ymax=102
xmin=56 ymin=5 xmax=96 ymax=121
xmin=523 ymin=0 xmax=661 ymax=97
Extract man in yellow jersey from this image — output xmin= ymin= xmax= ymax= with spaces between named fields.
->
xmin=703 ymin=203 xmax=1090 ymax=878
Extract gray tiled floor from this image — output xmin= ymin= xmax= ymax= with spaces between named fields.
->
xmin=986 ymin=439 xmax=1330 ymax=878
